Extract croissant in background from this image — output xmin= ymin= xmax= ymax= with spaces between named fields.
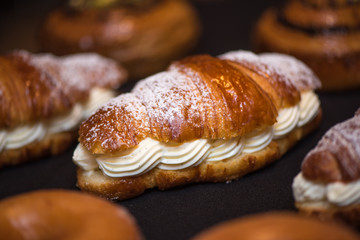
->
xmin=40 ymin=0 xmax=201 ymax=80
xmin=73 ymin=50 xmax=322 ymax=200
xmin=293 ymin=108 xmax=360 ymax=227
xmin=0 ymin=50 xmax=127 ymax=167
xmin=253 ymin=0 xmax=360 ymax=91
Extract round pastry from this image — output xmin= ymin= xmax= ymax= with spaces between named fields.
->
xmin=0 ymin=190 xmax=142 ymax=240
xmin=253 ymin=0 xmax=360 ymax=91
xmin=191 ymin=212 xmax=360 ymax=240
xmin=40 ymin=0 xmax=201 ymax=80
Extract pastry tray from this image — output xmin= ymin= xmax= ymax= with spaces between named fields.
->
xmin=0 ymin=1 xmax=359 ymax=239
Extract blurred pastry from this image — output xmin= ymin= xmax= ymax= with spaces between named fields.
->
xmin=0 ymin=50 xmax=126 ymax=167
xmin=40 ymin=0 xmax=201 ymax=80
xmin=73 ymin=51 xmax=321 ymax=200
xmin=0 ymin=190 xmax=142 ymax=240
xmin=191 ymin=212 xmax=360 ymax=240
xmin=253 ymin=0 xmax=360 ymax=91
xmin=293 ymin=108 xmax=360 ymax=227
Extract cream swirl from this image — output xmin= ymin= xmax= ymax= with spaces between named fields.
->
xmin=0 ymin=131 xmax=6 ymax=152
xmin=73 ymin=144 xmax=98 ymax=171
xmin=293 ymin=173 xmax=360 ymax=207
xmin=207 ymin=137 xmax=244 ymax=162
xmin=47 ymin=104 xmax=83 ymax=134
xmin=292 ymin=173 xmax=327 ymax=202
xmin=158 ymin=139 xmax=210 ymax=170
xmin=298 ymin=91 xmax=320 ymax=127
xmin=5 ymin=123 xmax=46 ymax=150
xmin=273 ymin=106 xmax=300 ymax=139
xmin=97 ymin=138 xmax=162 ymax=177
xmin=243 ymin=127 xmax=273 ymax=153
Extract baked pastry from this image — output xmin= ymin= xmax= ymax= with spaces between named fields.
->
xmin=293 ymin=108 xmax=360 ymax=227
xmin=73 ymin=51 xmax=322 ymax=200
xmin=0 ymin=50 xmax=127 ymax=167
xmin=253 ymin=0 xmax=360 ymax=91
xmin=191 ymin=212 xmax=360 ymax=240
xmin=40 ymin=0 xmax=200 ymax=80
xmin=0 ymin=190 xmax=142 ymax=239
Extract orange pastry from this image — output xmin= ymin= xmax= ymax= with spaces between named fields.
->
xmin=191 ymin=212 xmax=360 ymax=240
xmin=0 ymin=190 xmax=142 ymax=240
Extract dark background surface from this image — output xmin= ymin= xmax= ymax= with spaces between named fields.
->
xmin=0 ymin=1 xmax=360 ymax=239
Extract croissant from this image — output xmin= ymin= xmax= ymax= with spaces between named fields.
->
xmin=73 ymin=51 xmax=322 ymax=200
xmin=293 ymin=108 xmax=360 ymax=227
xmin=0 ymin=50 xmax=127 ymax=167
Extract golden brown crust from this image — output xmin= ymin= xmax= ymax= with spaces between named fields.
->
xmin=0 ymin=50 xmax=126 ymax=167
xmin=0 ymin=50 xmax=126 ymax=128
xmin=77 ymin=111 xmax=321 ymax=200
xmin=40 ymin=0 xmax=200 ymax=79
xmin=0 ymin=131 xmax=76 ymax=168
xmin=253 ymin=2 xmax=360 ymax=91
xmin=0 ymin=190 xmax=143 ymax=240
xmin=296 ymin=202 xmax=360 ymax=229
xmin=225 ymin=59 xmax=300 ymax=109
xmin=79 ymin=55 xmax=278 ymax=154
xmin=191 ymin=212 xmax=360 ymax=240
xmin=301 ymin=109 xmax=360 ymax=183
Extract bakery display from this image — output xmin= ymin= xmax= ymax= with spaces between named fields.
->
xmin=73 ymin=50 xmax=322 ymax=200
xmin=40 ymin=0 xmax=200 ymax=80
xmin=0 ymin=50 xmax=127 ymax=167
xmin=191 ymin=212 xmax=360 ymax=240
xmin=293 ymin=108 xmax=360 ymax=227
xmin=252 ymin=0 xmax=360 ymax=91
xmin=0 ymin=189 xmax=142 ymax=240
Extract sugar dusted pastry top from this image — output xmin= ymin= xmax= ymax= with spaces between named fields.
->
xmin=0 ymin=50 xmax=126 ymax=128
xmin=79 ymin=55 xmax=278 ymax=154
xmin=302 ymin=109 xmax=360 ymax=183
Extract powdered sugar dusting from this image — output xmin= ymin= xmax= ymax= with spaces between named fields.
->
xmin=81 ymin=93 xmax=150 ymax=152
xmin=260 ymin=53 xmax=321 ymax=91
xmin=306 ymin=109 xmax=360 ymax=178
xmin=220 ymin=50 xmax=297 ymax=90
xmin=12 ymin=50 xmax=125 ymax=101
xmin=132 ymin=69 xmax=205 ymax=141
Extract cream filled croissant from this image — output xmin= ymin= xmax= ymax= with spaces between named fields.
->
xmin=73 ymin=51 xmax=322 ymax=200
xmin=293 ymin=108 xmax=360 ymax=227
xmin=0 ymin=50 xmax=127 ymax=167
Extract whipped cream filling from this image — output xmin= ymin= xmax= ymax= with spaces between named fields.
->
xmin=207 ymin=137 xmax=244 ymax=162
xmin=6 ymin=123 xmax=46 ymax=150
xmin=73 ymin=90 xmax=320 ymax=178
xmin=243 ymin=127 xmax=273 ymax=153
xmin=159 ymin=139 xmax=211 ymax=170
xmin=293 ymin=173 xmax=360 ymax=207
xmin=273 ymin=106 xmax=299 ymax=139
xmin=0 ymin=88 xmax=115 ymax=152
xmin=298 ymin=91 xmax=320 ymax=127
xmin=97 ymin=138 xmax=163 ymax=177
